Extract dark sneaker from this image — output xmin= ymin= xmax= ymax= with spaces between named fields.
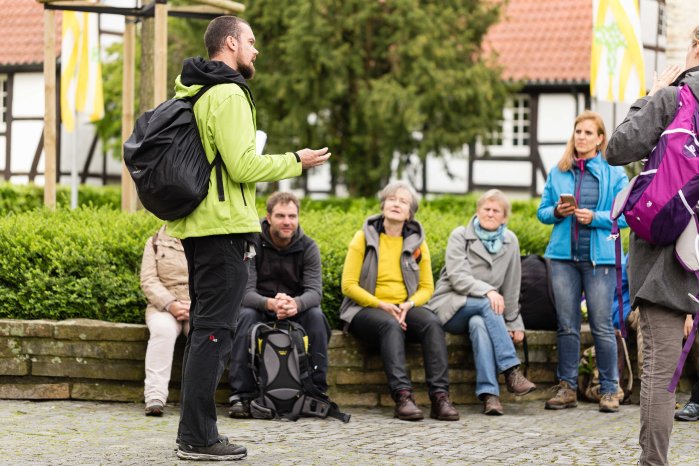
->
xmin=429 ymin=391 xmax=459 ymax=421
xmin=599 ymin=393 xmax=620 ymax=413
xmin=504 ymin=367 xmax=537 ymax=396
xmin=481 ymin=394 xmax=503 ymax=416
xmin=176 ymin=438 xmax=247 ymax=461
xmin=228 ymin=395 xmax=251 ymax=419
xmin=675 ymin=401 xmax=699 ymax=421
xmin=145 ymin=401 xmax=164 ymax=417
xmin=545 ymin=381 xmax=577 ymax=410
xmin=392 ymin=389 xmax=424 ymax=421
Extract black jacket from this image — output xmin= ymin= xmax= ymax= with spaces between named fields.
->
xmin=242 ymin=219 xmax=322 ymax=314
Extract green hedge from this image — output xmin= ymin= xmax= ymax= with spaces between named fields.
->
xmin=0 ymin=194 xmax=565 ymax=328
xmin=0 ymin=183 xmax=121 ymax=214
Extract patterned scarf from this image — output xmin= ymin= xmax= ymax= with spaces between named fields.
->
xmin=474 ymin=218 xmax=507 ymax=254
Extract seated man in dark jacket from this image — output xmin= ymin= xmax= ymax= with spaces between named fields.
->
xmin=228 ymin=191 xmax=331 ymax=417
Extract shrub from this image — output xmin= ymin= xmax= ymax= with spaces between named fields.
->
xmin=0 ymin=183 xmax=121 ymax=214
xmin=0 ymin=207 xmax=159 ymax=322
xmin=0 ymin=192 xmax=620 ymax=328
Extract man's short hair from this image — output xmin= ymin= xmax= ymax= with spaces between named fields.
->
xmin=204 ymin=16 xmax=249 ymax=59
xmin=266 ymin=192 xmax=300 ymax=214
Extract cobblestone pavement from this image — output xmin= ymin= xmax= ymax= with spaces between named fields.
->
xmin=2 ymin=397 xmax=699 ymax=466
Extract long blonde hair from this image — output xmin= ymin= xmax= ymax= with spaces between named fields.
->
xmin=557 ymin=110 xmax=608 ymax=172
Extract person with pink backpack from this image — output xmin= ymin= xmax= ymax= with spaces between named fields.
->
xmin=606 ymin=26 xmax=699 ymax=466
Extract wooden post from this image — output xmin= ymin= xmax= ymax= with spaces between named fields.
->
xmin=43 ymin=8 xmax=57 ymax=210
xmin=153 ymin=1 xmax=168 ymax=104
xmin=121 ymin=16 xmax=137 ymax=213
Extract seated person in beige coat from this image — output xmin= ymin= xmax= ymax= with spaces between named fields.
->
xmin=140 ymin=225 xmax=190 ymax=416
xmin=428 ymin=189 xmax=535 ymax=415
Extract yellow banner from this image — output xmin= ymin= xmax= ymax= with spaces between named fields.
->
xmin=61 ymin=11 xmax=104 ymax=132
xmin=591 ymin=0 xmax=645 ymax=102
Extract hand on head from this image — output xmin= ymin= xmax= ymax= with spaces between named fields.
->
xmin=649 ymin=64 xmax=683 ymax=96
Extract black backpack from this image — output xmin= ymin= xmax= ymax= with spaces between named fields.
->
xmin=123 ymin=84 xmax=224 ymax=221
xmin=249 ymin=320 xmax=350 ymax=423
xmin=519 ymin=254 xmax=557 ymax=330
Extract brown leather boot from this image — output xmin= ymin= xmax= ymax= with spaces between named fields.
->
xmin=392 ymin=390 xmax=423 ymax=421
xmin=504 ymin=366 xmax=537 ymax=396
xmin=544 ymin=380 xmax=578 ymax=410
xmin=480 ymin=394 xmax=503 ymax=416
xmin=429 ymin=391 xmax=460 ymax=421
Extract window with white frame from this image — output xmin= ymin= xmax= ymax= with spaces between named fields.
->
xmin=488 ymin=95 xmax=530 ymax=149
xmin=0 ymin=75 xmax=6 ymax=133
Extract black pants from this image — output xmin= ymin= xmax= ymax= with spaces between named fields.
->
xmin=349 ymin=306 xmax=450 ymax=395
xmin=228 ymin=306 xmax=332 ymax=397
xmin=177 ymin=234 xmax=250 ymax=447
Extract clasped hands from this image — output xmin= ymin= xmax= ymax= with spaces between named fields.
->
xmin=378 ymin=300 xmax=414 ymax=331
xmin=167 ymin=300 xmax=190 ymax=321
xmin=267 ymin=293 xmax=298 ymax=319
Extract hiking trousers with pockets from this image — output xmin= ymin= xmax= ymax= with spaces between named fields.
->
xmin=177 ymin=234 xmax=250 ymax=448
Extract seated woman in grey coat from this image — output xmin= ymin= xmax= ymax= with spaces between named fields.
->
xmin=428 ymin=189 xmax=535 ymax=415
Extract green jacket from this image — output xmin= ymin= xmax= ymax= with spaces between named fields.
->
xmin=167 ymin=76 xmax=301 ymax=238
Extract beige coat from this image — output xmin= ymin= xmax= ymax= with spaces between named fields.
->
xmin=427 ymin=217 xmax=524 ymax=331
xmin=140 ymin=226 xmax=189 ymax=316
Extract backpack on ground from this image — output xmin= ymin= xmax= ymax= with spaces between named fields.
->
xmin=519 ymin=254 xmax=557 ymax=331
xmin=249 ymin=320 xmax=350 ymax=423
xmin=610 ymin=84 xmax=699 ymax=391
xmin=578 ymin=330 xmax=633 ymax=404
xmin=123 ymin=84 xmax=224 ymax=221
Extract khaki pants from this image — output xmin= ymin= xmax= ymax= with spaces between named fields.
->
xmin=638 ymin=304 xmax=685 ymax=466
xmin=144 ymin=308 xmax=189 ymax=405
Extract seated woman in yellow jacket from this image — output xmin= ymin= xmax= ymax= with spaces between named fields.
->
xmin=340 ymin=181 xmax=458 ymax=422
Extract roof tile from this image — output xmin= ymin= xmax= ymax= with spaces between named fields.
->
xmin=0 ymin=0 xmax=61 ymax=67
xmin=485 ymin=0 xmax=592 ymax=84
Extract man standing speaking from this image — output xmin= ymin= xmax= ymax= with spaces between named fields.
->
xmin=167 ymin=16 xmax=330 ymax=461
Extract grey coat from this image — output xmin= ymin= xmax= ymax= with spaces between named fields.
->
xmin=427 ymin=217 xmax=524 ymax=331
xmin=606 ymin=69 xmax=699 ymax=315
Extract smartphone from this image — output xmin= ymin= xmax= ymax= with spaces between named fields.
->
xmin=559 ymin=193 xmax=577 ymax=208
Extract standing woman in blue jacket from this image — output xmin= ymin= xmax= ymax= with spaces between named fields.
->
xmin=537 ymin=110 xmax=628 ymax=413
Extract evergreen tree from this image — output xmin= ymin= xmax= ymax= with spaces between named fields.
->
xmin=246 ymin=0 xmax=512 ymax=196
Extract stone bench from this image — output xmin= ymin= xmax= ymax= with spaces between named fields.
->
xmin=1 ymin=318 xmax=696 ymax=406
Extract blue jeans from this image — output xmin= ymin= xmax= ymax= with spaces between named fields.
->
xmin=550 ymin=260 xmax=618 ymax=394
xmin=443 ymin=297 xmax=520 ymax=397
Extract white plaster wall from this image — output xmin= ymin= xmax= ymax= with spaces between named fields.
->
xmin=666 ymin=0 xmax=699 ymax=66
xmin=12 ymin=73 xmax=44 ymax=117
xmin=537 ymin=94 xmax=579 ymax=143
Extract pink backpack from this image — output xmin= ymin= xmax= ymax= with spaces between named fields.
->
xmin=611 ymin=84 xmax=699 ymax=392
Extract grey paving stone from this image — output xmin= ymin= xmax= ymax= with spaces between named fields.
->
xmin=1 ymin=399 xmax=698 ymax=465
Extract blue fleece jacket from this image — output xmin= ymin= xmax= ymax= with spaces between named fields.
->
xmin=537 ymin=152 xmax=628 ymax=265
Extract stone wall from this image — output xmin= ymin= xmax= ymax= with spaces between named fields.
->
xmin=1 ymin=318 xmax=696 ymax=406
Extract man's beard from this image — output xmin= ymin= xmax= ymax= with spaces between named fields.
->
xmin=238 ymin=60 xmax=255 ymax=80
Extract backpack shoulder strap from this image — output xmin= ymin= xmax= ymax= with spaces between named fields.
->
xmin=186 ymin=84 xmax=225 ymax=202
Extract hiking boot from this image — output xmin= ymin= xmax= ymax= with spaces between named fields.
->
xmin=544 ymin=381 xmax=577 ymax=410
xmin=675 ymin=401 xmax=699 ymax=421
xmin=228 ymin=395 xmax=251 ymax=419
xmin=504 ymin=366 xmax=537 ymax=396
xmin=176 ymin=438 xmax=247 ymax=461
xmin=145 ymin=401 xmax=164 ymax=417
xmin=599 ymin=392 xmax=620 ymax=413
xmin=392 ymin=389 xmax=424 ymax=421
xmin=430 ymin=391 xmax=459 ymax=421
xmin=481 ymin=394 xmax=503 ymax=416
